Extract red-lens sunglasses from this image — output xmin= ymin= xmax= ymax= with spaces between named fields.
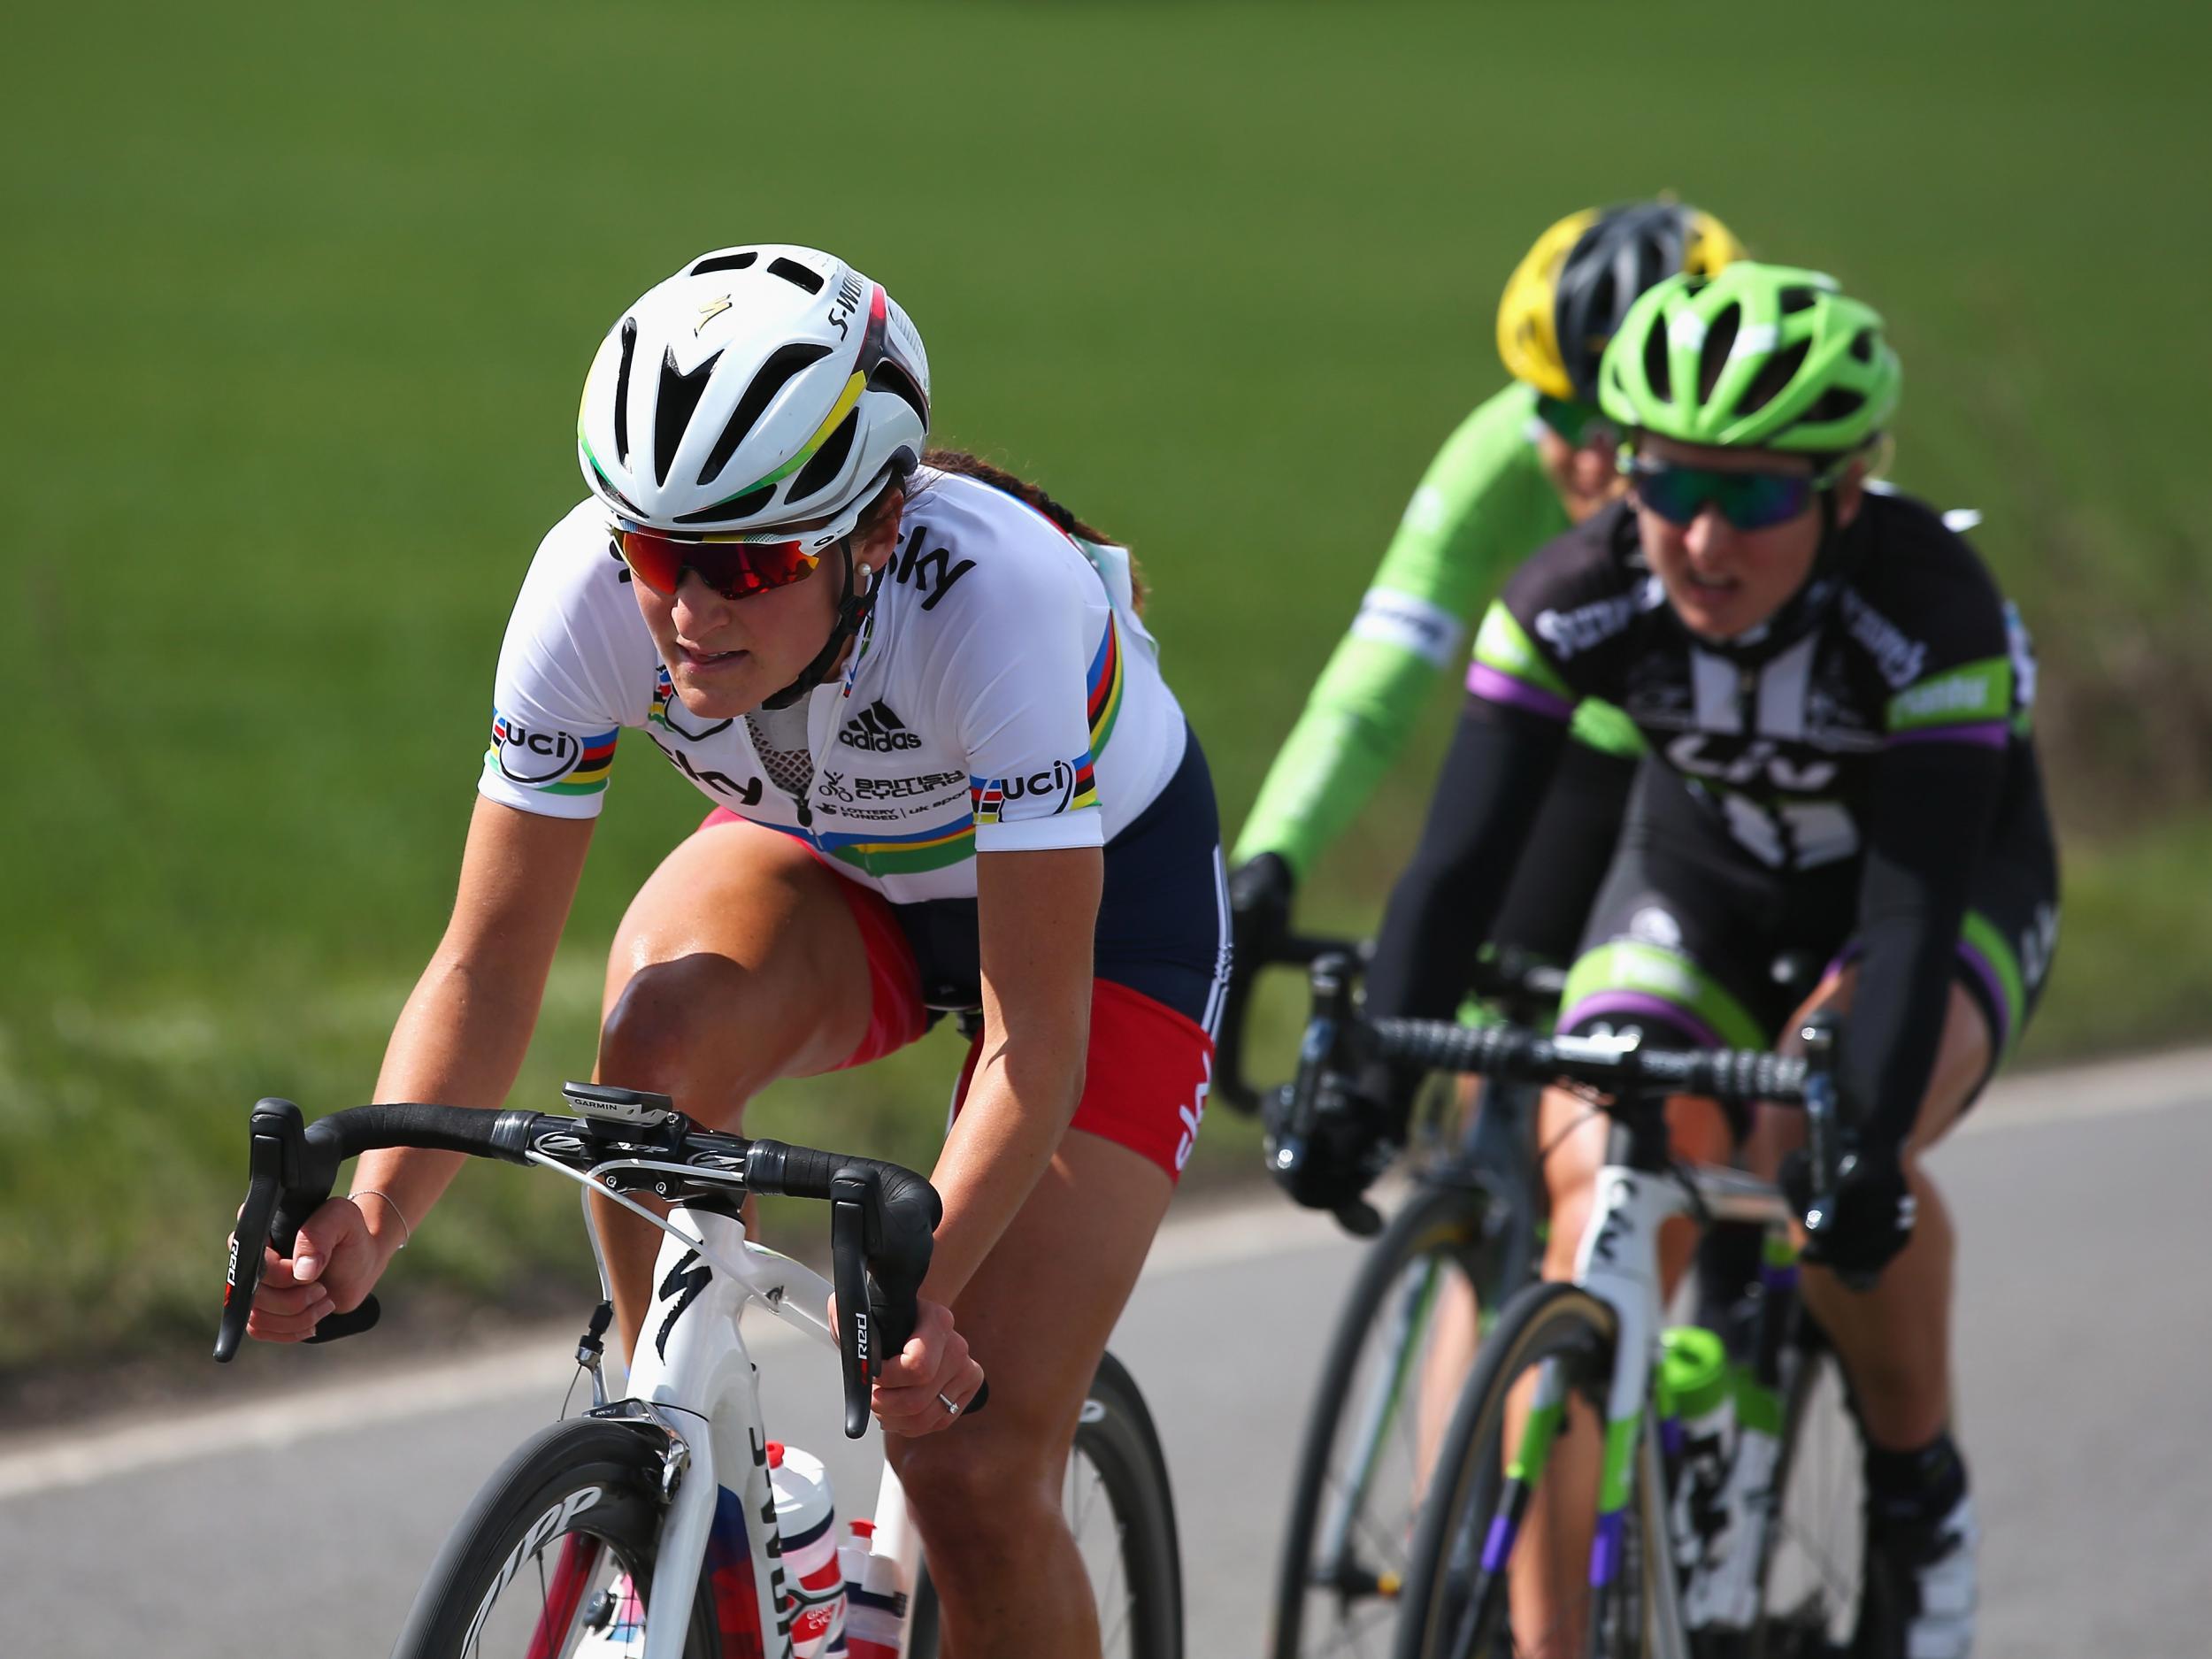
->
xmin=614 ymin=526 xmax=823 ymax=601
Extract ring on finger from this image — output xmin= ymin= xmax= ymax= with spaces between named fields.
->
xmin=936 ymin=1390 xmax=962 ymax=1418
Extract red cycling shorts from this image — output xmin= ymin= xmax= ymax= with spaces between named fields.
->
xmin=696 ymin=807 xmax=1217 ymax=1181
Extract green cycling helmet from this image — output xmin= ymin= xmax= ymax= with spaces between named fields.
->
xmin=1597 ymin=262 xmax=1901 ymax=453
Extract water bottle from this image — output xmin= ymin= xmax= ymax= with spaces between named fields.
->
xmin=1661 ymin=1325 xmax=1733 ymax=1603
xmin=767 ymin=1441 xmax=848 ymax=1658
xmin=841 ymin=1517 xmax=909 ymax=1659
xmin=1680 ymin=1235 xmax=1795 ymax=1632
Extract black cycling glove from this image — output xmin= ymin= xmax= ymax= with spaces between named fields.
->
xmin=1263 ymin=1072 xmax=1394 ymax=1236
xmin=1781 ymin=1140 xmax=1916 ymax=1282
xmin=1227 ymin=854 xmax=1294 ymax=991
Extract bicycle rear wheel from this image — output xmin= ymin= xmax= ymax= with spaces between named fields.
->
xmin=1391 ymin=1280 xmax=1652 ymax=1659
xmin=1267 ymin=1178 xmax=1504 ymax=1658
xmin=910 ymin=1349 xmax=1181 ymax=1659
xmin=391 ymin=1417 xmax=718 ymax=1659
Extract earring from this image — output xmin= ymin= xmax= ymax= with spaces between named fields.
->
xmin=855 ymin=563 xmax=874 ymax=596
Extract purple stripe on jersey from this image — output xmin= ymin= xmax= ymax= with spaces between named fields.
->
xmin=1589 ymin=1510 xmax=1628 ymax=1588
xmin=1467 ymin=662 xmax=1574 ymax=723
xmin=1559 ymin=991 xmax=1724 ymax=1051
xmin=1830 ymin=938 xmax=2011 ymax=1048
xmin=1888 ymin=721 xmax=2009 ymax=749
xmin=1955 ymin=938 xmax=2014 ymax=1049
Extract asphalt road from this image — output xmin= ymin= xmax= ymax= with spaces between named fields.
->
xmin=4 ymin=1048 xmax=2208 ymax=1655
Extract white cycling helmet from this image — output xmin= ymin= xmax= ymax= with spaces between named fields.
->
xmin=577 ymin=244 xmax=931 ymax=538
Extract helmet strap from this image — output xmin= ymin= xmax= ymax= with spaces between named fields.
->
xmin=759 ymin=540 xmax=880 ymax=710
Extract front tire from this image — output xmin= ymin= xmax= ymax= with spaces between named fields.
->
xmin=1392 ymin=1280 xmax=1649 ymax=1659
xmin=1268 ymin=1179 xmax=1502 ymax=1657
xmin=391 ymin=1417 xmax=719 ymax=1659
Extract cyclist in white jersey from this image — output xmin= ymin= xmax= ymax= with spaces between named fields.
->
xmin=242 ymin=245 xmax=1227 ymax=1659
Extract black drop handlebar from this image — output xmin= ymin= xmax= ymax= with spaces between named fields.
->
xmin=213 ymin=1092 xmax=954 ymax=1439
xmin=1214 ymin=930 xmax=1566 ymax=1114
xmin=1277 ymin=951 xmax=1866 ymax=1283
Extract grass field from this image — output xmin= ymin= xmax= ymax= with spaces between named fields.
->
xmin=4 ymin=0 xmax=2206 ymax=1372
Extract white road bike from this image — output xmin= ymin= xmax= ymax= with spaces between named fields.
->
xmin=214 ymin=1084 xmax=1183 ymax=1658
xmin=1285 ymin=964 xmax=1887 ymax=1659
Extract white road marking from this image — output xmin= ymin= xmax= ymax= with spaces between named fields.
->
xmin=3 ymin=1046 xmax=2201 ymax=1501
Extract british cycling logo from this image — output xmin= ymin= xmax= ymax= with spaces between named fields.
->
xmin=972 ymin=758 xmax=1079 ymax=822
xmin=490 ymin=712 xmax=582 ymax=785
xmin=818 ymin=771 xmax=856 ymax=803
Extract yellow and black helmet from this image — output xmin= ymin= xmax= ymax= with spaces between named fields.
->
xmin=1497 ymin=202 xmax=1746 ymax=403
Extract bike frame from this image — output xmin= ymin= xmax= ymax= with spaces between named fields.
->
xmin=532 ymin=1149 xmax=924 ymax=1659
xmin=1502 ymin=1132 xmax=1796 ymax=1659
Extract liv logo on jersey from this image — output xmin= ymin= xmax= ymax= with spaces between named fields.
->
xmin=488 ymin=711 xmax=616 ymax=794
xmin=971 ymin=752 xmax=1098 ymax=824
xmin=839 ymin=699 xmax=922 ymax=751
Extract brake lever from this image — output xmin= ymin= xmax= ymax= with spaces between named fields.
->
xmin=830 ymin=1176 xmax=875 ymax=1440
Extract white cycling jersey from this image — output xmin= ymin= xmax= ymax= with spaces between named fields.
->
xmin=479 ymin=467 xmax=1188 ymax=904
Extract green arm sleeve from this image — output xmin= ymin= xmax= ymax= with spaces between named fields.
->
xmin=1233 ymin=384 xmax=1566 ymax=877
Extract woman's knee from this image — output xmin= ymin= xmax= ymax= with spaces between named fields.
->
xmin=888 ymin=1420 xmax=1064 ymax=1553
xmin=597 ymin=955 xmax=757 ymax=1098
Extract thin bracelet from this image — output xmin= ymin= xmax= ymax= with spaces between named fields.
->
xmin=350 ymin=1188 xmax=413 ymax=1248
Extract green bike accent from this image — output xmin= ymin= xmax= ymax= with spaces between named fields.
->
xmin=1733 ymin=1365 xmax=1784 ymax=1436
xmin=1661 ymin=1325 xmax=1728 ymax=1419
xmin=1508 ymin=1399 xmax=1568 ymax=1485
xmin=1598 ymin=1414 xmax=1642 ymax=1512
xmin=1598 ymin=263 xmax=1901 ymax=454
xmin=1559 ymin=941 xmax=1770 ymax=1052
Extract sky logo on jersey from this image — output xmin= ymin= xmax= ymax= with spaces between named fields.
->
xmin=971 ymin=752 xmax=1098 ymax=824
xmin=488 ymin=710 xmax=615 ymax=794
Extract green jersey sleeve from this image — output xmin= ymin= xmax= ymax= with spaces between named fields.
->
xmin=1233 ymin=383 xmax=1568 ymax=876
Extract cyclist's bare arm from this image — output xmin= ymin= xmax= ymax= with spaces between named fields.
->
xmin=925 ymin=844 xmax=1102 ymax=1307
xmin=247 ymin=796 xmax=592 ymax=1341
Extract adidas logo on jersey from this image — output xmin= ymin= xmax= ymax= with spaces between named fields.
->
xmin=838 ymin=700 xmax=922 ymax=752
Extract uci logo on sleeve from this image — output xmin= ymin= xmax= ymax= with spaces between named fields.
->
xmin=971 ymin=755 xmax=1095 ymax=824
xmin=489 ymin=711 xmax=617 ymax=795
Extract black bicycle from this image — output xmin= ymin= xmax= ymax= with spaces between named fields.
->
xmin=1222 ymin=934 xmax=1569 ymax=1659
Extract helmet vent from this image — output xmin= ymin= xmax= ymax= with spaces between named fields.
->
xmin=767 ymin=257 xmax=826 ymax=295
xmin=1849 ymin=327 xmax=1877 ymax=363
xmin=1696 ymin=303 xmax=1743 ymax=398
xmin=677 ymin=485 xmax=774 ymax=526
xmin=1740 ymin=337 xmax=1812 ymax=415
xmin=1807 ymin=387 xmax=1868 ymax=426
xmin=690 ymin=250 xmax=759 ymax=276
xmin=1644 ymin=318 xmax=1672 ymax=401
xmin=1778 ymin=286 xmax=1819 ymax=316
xmin=655 ymin=348 xmax=720 ymax=486
xmin=697 ymin=342 xmax=834 ymax=487
xmin=613 ymin=319 xmax=638 ymax=464
xmin=869 ymin=358 xmax=929 ymax=427
xmin=786 ymin=409 xmax=859 ymax=504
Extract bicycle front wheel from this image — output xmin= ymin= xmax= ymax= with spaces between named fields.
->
xmin=1392 ymin=1280 xmax=1651 ymax=1659
xmin=1754 ymin=1322 xmax=1878 ymax=1658
xmin=1268 ymin=1179 xmax=1503 ymax=1658
xmin=391 ymin=1417 xmax=719 ymax=1659
xmin=910 ymin=1348 xmax=1181 ymax=1659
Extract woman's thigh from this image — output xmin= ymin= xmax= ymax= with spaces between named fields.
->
xmin=598 ymin=817 xmax=879 ymax=1115
xmin=1744 ymin=970 xmax=1993 ymax=1171
xmin=885 ymin=1129 xmax=1173 ymax=1511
